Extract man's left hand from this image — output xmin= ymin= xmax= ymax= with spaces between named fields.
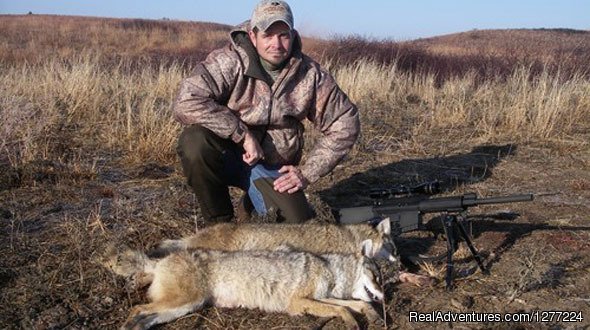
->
xmin=273 ymin=165 xmax=309 ymax=194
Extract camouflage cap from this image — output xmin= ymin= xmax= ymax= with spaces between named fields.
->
xmin=251 ymin=0 xmax=294 ymax=32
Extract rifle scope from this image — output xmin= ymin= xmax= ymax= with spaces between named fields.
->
xmin=369 ymin=180 xmax=441 ymax=199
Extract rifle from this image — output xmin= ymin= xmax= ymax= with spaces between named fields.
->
xmin=334 ymin=181 xmax=534 ymax=289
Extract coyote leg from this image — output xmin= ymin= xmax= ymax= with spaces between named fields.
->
xmin=318 ymin=298 xmax=381 ymax=322
xmin=122 ymin=300 xmax=203 ymax=330
xmin=287 ymin=298 xmax=359 ymax=330
xmin=399 ymin=271 xmax=435 ymax=287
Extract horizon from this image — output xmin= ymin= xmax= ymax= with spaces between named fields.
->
xmin=1 ymin=0 xmax=589 ymax=40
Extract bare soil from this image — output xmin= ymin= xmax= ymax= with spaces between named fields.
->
xmin=1 ymin=138 xmax=589 ymax=330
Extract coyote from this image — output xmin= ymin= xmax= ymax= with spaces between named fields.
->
xmin=156 ymin=218 xmax=397 ymax=263
xmin=104 ymin=241 xmax=384 ymax=330
xmin=155 ymin=219 xmax=432 ymax=286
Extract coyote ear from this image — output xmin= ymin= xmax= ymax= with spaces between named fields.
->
xmin=376 ymin=217 xmax=391 ymax=235
xmin=360 ymin=239 xmax=373 ymax=257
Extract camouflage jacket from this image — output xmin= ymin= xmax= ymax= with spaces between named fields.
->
xmin=173 ymin=22 xmax=360 ymax=183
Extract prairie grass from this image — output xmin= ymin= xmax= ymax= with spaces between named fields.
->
xmin=0 ymin=15 xmax=229 ymax=66
xmin=314 ymin=31 xmax=590 ymax=82
xmin=1 ymin=15 xmax=589 ymax=186
xmin=1 ymin=53 xmax=184 ymax=169
xmin=412 ymin=28 xmax=590 ymax=69
xmin=3 ymin=54 xmax=588 ymax=169
xmin=332 ymin=61 xmax=590 ymax=154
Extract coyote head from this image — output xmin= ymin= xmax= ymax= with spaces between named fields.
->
xmin=365 ymin=218 xmax=398 ymax=263
xmin=352 ymin=240 xmax=385 ymax=302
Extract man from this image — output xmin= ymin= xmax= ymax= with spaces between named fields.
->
xmin=174 ymin=0 xmax=360 ymax=223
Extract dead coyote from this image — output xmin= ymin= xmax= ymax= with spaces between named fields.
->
xmin=104 ymin=241 xmax=384 ymax=329
xmin=156 ymin=218 xmax=397 ymax=263
xmin=155 ymin=219 xmax=431 ymax=285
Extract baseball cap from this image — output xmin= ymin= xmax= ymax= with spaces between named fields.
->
xmin=251 ymin=0 xmax=294 ymax=32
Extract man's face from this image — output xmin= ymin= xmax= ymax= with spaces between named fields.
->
xmin=249 ymin=21 xmax=293 ymax=66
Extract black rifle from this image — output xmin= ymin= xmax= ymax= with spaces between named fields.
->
xmin=334 ymin=181 xmax=534 ymax=289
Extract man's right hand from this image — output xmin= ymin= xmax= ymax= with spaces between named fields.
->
xmin=242 ymin=131 xmax=264 ymax=165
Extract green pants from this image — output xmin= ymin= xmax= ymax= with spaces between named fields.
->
xmin=176 ymin=125 xmax=314 ymax=223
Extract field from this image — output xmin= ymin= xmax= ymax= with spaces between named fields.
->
xmin=1 ymin=14 xmax=589 ymax=329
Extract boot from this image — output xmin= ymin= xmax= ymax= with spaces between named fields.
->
xmin=236 ymin=193 xmax=254 ymax=223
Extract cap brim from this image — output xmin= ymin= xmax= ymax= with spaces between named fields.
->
xmin=256 ymin=18 xmax=293 ymax=32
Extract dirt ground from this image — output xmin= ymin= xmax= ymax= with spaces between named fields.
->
xmin=1 ymin=139 xmax=589 ymax=330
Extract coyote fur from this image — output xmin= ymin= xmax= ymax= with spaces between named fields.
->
xmin=156 ymin=218 xmax=398 ymax=263
xmin=155 ymin=218 xmax=431 ymax=285
xmin=104 ymin=241 xmax=384 ymax=329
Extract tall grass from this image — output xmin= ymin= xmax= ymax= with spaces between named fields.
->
xmin=0 ymin=54 xmax=184 ymax=168
xmin=1 ymin=15 xmax=589 ymax=185
xmin=333 ymin=61 xmax=590 ymax=154
xmin=4 ymin=55 xmax=587 ymax=168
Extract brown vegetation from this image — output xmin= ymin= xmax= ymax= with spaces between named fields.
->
xmin=0 ymin=15 xmax=230 ymax=66
xmin=1 ymin=15 xmax=589 ymax=330
xmin=316 ymin=28 xmax=590 ymax=82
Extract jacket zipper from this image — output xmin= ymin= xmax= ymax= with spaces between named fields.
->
xmin=260 ymin=82 xmax=274 ymax=147
xmin=261 ymin=61 xmax=293 ymax=147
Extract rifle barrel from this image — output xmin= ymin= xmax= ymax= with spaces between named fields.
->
xmin=378 ymin=193 xmax=534 ymax=213
xmin=470 ymin=193 xmax=534 ymax=206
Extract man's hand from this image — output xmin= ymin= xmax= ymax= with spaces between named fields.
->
xmin=242 ymin=132 xmax=264 ymax=165
xmin=274 ymin=165 xmax=309 ymax=194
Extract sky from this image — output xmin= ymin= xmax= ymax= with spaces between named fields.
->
xmin=1 ymin=0 xmax=588 ymax=40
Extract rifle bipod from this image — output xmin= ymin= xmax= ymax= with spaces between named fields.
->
xmin=441 ymin=213 xmax=489 ymax=290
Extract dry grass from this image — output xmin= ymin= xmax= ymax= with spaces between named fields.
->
xmin=4 ymin=53 xmax=588 ymax=187
xmin=332 ymin=61 xmax=590 ymax=157
xmin=1 ymin=53 xmax=184 ymax=168
xmin=312 ymin=30 xmax=590 ymax=82
xmin=0 ymin=15 xmax=229 ymax=66
xmin=2 ymin=14 xmax=589 ymax=188
xmin=412 ymin=29 xmax=590 ymax=69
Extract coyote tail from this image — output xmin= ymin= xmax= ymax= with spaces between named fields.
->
xmin=155 ymin=238 xmax=187 ymax=255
